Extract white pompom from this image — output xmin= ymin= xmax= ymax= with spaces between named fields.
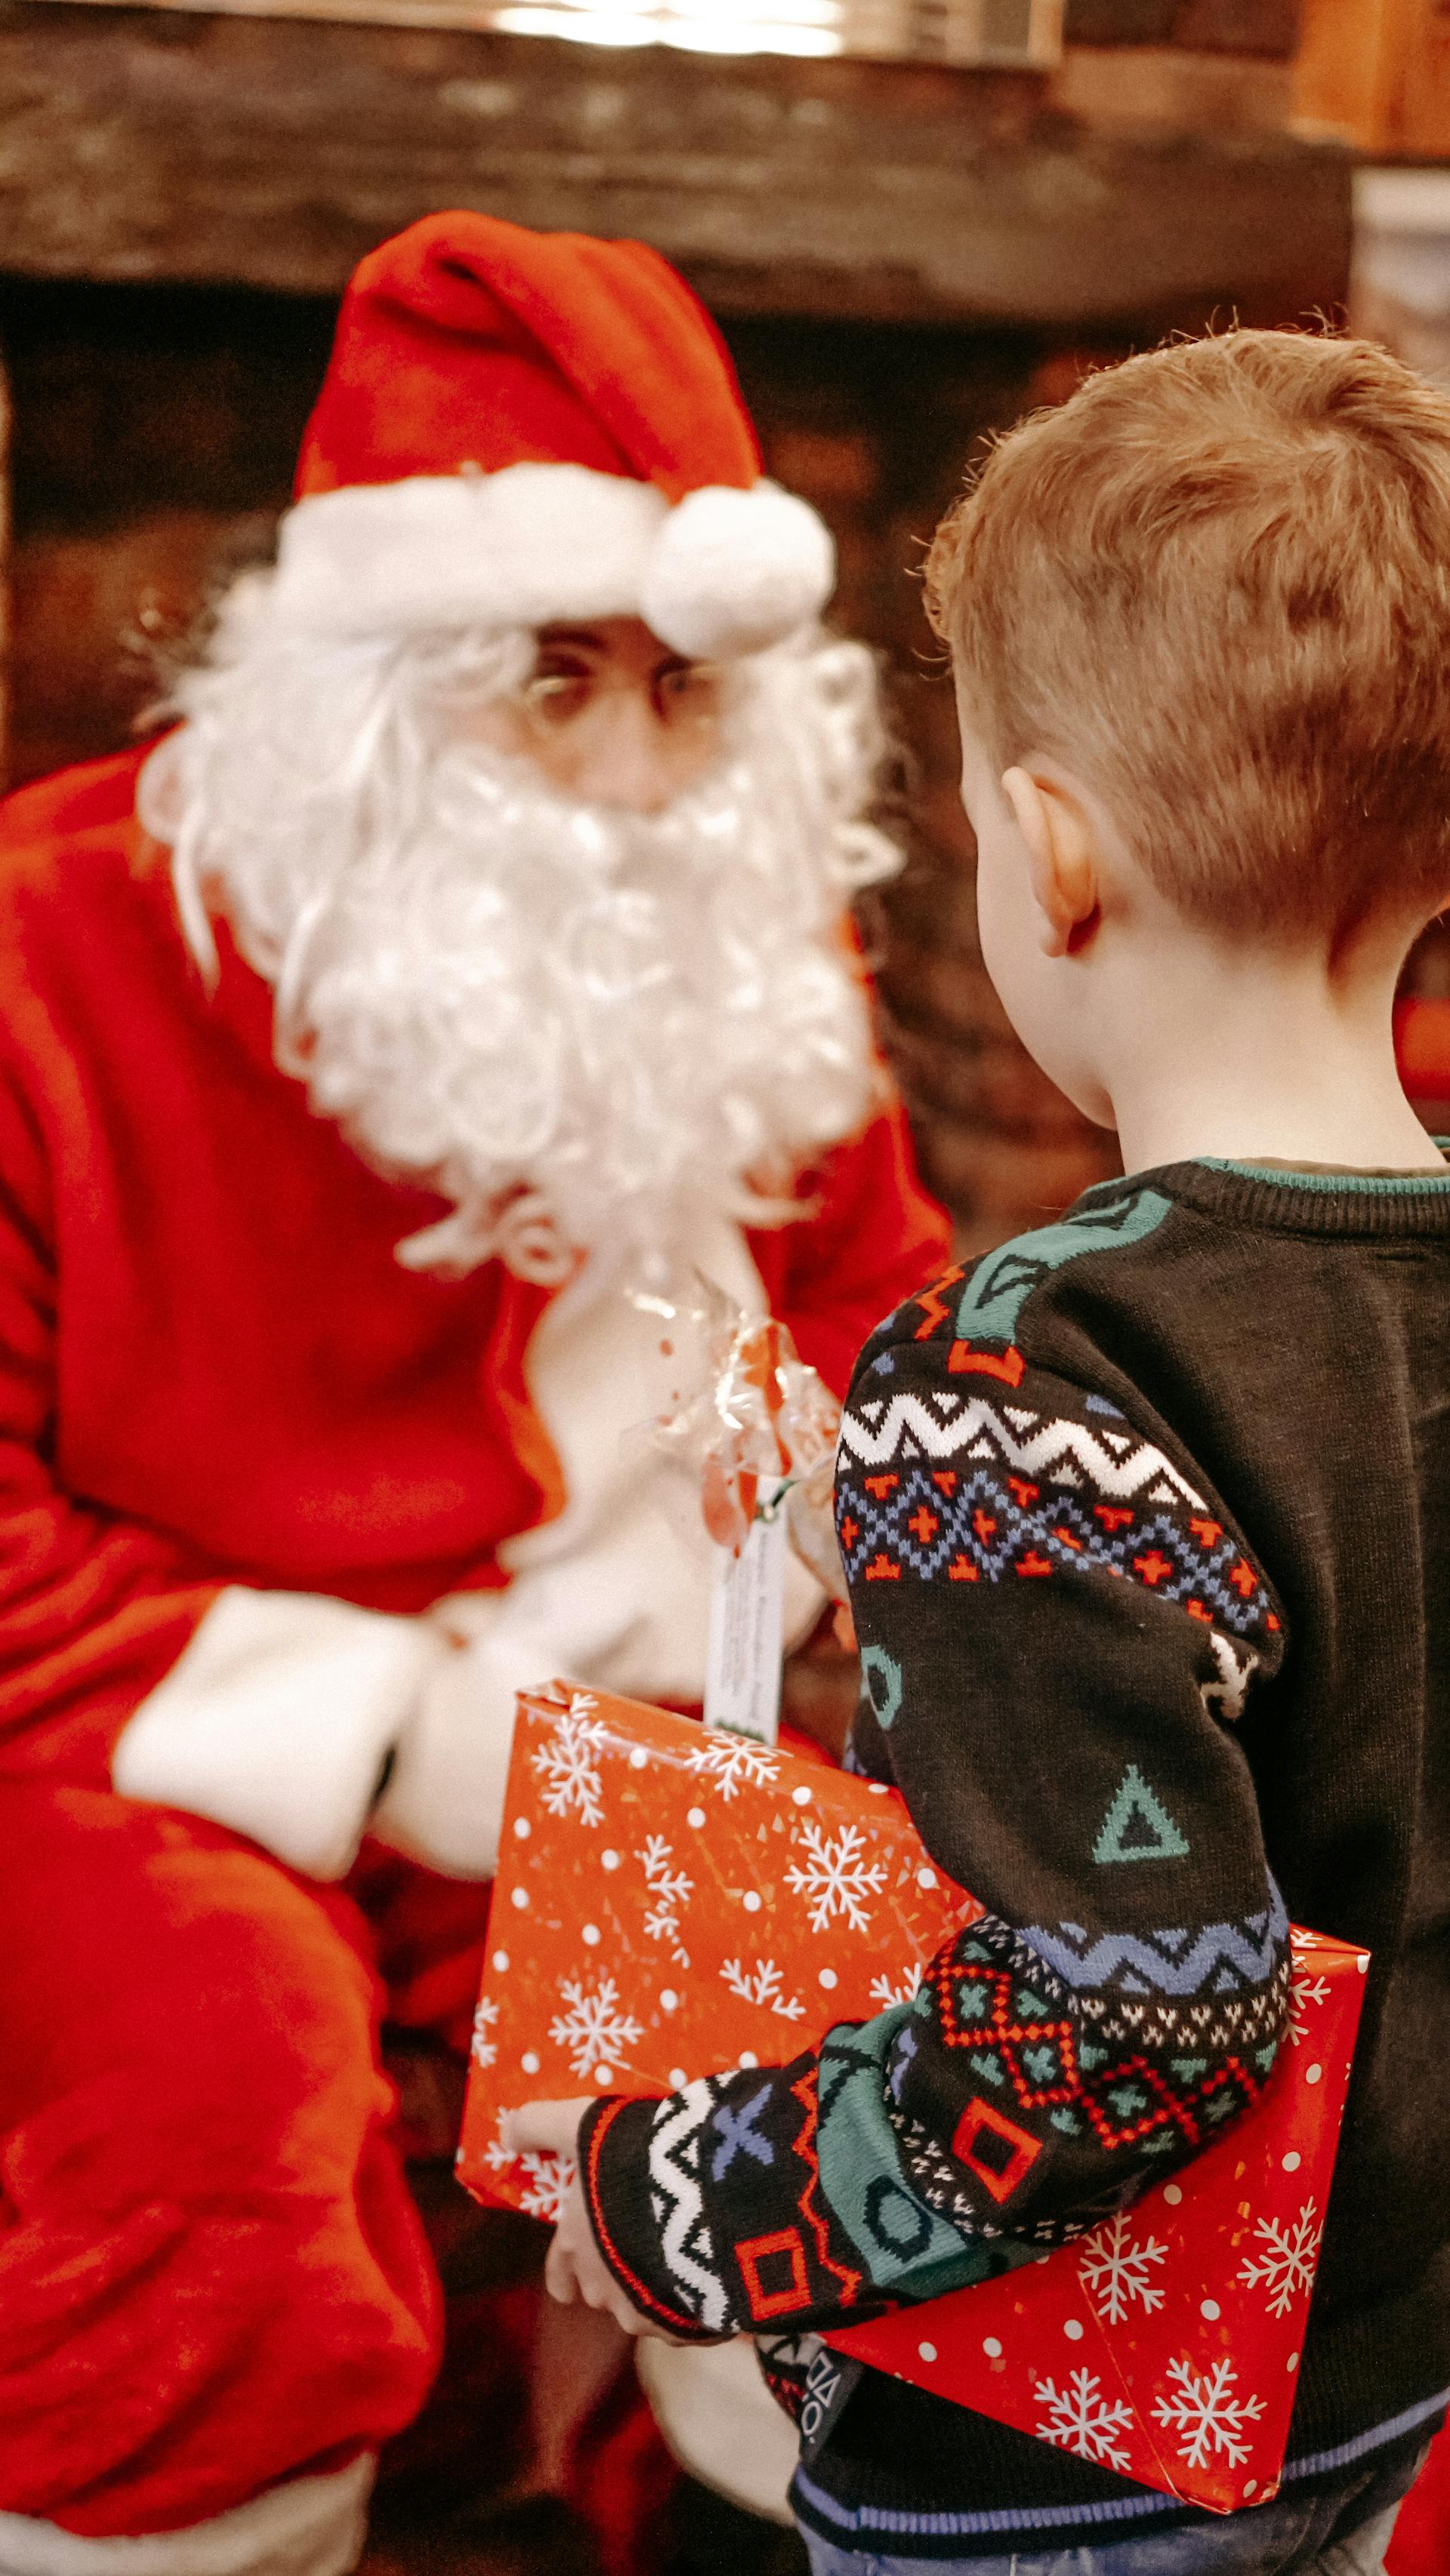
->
xmin=641 ymin=480 xmax=836 ymax=661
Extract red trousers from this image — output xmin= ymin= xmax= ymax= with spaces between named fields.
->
xmin=0 ymin=1783 xmax=473 ymax=2537
xmin=1386 ymin=2425 xmax=1450 ymax=2576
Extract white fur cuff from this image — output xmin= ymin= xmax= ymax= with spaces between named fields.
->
xmin=113 ymin=1588 xmax=449 ymax=1881
xmin=269 ymin=464 xmax=834 ymax=661
xmin=369 ymin=1613 xmax=519 ymax=1882
xmin=0 ymin=2456 xmax=374 ymax=2576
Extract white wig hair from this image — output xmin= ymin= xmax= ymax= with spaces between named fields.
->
xmin=138 ymin=569 xmax=902 ymax=1281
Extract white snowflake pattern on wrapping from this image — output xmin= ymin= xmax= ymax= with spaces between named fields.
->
xmin=1152 ymin=2357 xmax=1266 ymax=2470
xmin=720 ymin=1956 xmax=807 ymax=2020
xmin=480 ymin=2130 xmax=575 ymax=2225
xmin=1078 ymin=2208 xmax=1169 ymax=2325
xmin=530 ymin=1691 xmax=608 ymax=1827
xmin=683 ymin=1731 xmax=782 ymax=1802
xmin=1288 ymin=1965 xmax=1332 ymax=2042
xmin=515 ymin=2152 xmax=575 ymax=2224
xmin=470 ymin=1993 xmax=499 ymax=2070
xmin=1033 ymin=2368 xmax=1136 ymax=2473
xmin=785 ymin=1820 xmax=889 ymax=1934
xmin=548 ymin=1974 xmax=643 ymax=2079
xmin=1237 ymin=2199 xmax=1322 ymax=2317
xmin=868 ymin=1964 xmax=924 ymax=2009
xmin=638 ymin=1834 xmax=693 ymax=1966
xmin=1199 ymin=1630 xmax=1259 ymax=1724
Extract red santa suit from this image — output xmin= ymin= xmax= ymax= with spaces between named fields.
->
xmin=0 ymin=213 xmax=949 ymax=2575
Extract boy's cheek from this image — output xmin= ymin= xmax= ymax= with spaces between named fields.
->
xmin=976 ymin=845 xmax=1062 ymax=1066
xmin=975 ymin=840 xmax=1112 ymax=1129
xmin=974 ymin=837 xmax=1031 ymax=1000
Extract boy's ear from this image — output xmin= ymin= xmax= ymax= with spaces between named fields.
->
xmin=1001 ymin=768 xmax=1100 ymax=957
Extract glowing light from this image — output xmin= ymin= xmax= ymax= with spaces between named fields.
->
xmin=492 ymin=0 xmax=843 ymax=41
xmin=493 ymin=6 xmax=656 ymax=38
xmin=66 ymin=0 xmax=1060 ymax=71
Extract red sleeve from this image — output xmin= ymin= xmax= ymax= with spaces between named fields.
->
xmin=748 ymin=1089 xmax=952 ymax=1399
xmin=0 ymin=1055 xmax=221 ymax=1788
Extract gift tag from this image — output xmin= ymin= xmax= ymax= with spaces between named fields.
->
xmin=797 ymin=2344 xmax=865 ymax=2464
xmin=704 ymin=1489 xmax=786 ymax=1745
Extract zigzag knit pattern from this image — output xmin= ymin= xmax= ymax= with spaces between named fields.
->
xmin=1024 ymin=1883 xmax=1291 ymax=1996
xmin=837 ymin=1382 xmax=1279 ymax=1644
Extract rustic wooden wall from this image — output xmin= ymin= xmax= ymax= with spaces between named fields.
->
xmin=1295 ymin=0 xmax=1450 ymax=156
xmin=1064 ymin=0 xmax=1297 ymax=41
xmin=0 ymin=5 xmax=1347 ymax=326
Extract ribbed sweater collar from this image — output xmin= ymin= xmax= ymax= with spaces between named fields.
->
xmin=1078 ymin=1154 xmax=1450 ymax=1240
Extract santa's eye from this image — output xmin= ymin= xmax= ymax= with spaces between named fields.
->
xmin=518 ymin=664 xmax=596 ymax=729
xmin=511 ymin=652 xmax=721 ymax=743
xmin=654 ymin=661 xmax=720 ymax=726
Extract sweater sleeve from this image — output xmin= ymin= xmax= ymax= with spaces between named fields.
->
xmin=579 ymin=1268 xmax=1289 ymax=2339
xmin=0 ymin=1061 xmax=443 ymax=1878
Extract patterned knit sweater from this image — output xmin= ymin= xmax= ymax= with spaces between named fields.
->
xmin=582 ymin=1160 xmax=1450 ymax=2556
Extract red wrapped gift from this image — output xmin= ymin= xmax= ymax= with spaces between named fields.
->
xmin=460 ymin=1683 xmax=1368 ymax=2513
xmin=459 ymin=1681 xmax=980 ymax=2219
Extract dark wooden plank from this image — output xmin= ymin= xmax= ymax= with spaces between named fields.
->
xmin=1063 ymin=0 xmax=1177 ymax=40
xmin=0 ymin=3 xmax=1349 ymax=328
xmin=1063 ymin=0 xmax=1298 ymax=54
xmin=1171 ymin=0 xmax=1298 ymax=54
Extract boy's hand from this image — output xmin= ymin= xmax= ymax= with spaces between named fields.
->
xmin=504 ymin=2099 xmax=690 ymax=2343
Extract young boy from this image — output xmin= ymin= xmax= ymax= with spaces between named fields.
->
xmin=511 ymin=329 xmax=1450 ymax=2574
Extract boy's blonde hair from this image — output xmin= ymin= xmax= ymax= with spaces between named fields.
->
xmin=925 ymin=329 xmax=1450 ymax=941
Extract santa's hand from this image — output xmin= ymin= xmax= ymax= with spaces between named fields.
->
xmin=369 ymin=1636 xmax=517 ymax=1879
xmin=507 ymin=2097 xmax=693 ymax=2343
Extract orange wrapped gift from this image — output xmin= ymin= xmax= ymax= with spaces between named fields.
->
xmin=459 ymin=1683 xmax=1368 ymax=2514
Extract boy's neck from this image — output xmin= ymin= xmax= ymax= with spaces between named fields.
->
xmin=1098 ymin=926 xmax=1442 ymax=1181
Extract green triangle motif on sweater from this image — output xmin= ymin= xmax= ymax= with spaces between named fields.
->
xmin=1093 ymin=1764 xmax=1190 ymax=1865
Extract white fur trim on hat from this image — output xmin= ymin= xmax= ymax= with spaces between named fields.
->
xmin=269 ymin=464 xmax=833 ymax=658
xmin=0 ymin=2456 xmax=374 ymax=2576
xmin=641 ymin=481 xmax=835 ymax=660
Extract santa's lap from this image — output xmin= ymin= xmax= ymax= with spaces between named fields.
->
xmin=0 ymin=1783 xmax=443 ymax=2534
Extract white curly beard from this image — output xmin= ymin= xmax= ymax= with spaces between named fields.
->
xmin=139 ymin=583 xmax=899 ymax=1281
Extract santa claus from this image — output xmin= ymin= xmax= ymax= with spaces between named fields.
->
xmin=0 ymin=213 xmax=947 ymax=2573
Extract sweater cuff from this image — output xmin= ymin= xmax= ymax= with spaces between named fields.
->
xmin=580 ymin=2090 xmax=735 ymax=2342
xmin=112 ymin=1586 xmax=448 ymax=1880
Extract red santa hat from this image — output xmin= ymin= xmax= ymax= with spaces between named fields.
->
xmin=270 ymin=211 xmax=835 ymax=661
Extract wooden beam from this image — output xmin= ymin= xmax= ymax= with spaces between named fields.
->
xmin=0 ymin=3 xmax=1349 ymax=329
xmin=1065 ymin=0 xmax=1298 ymax=54
xmin=1054 ymin=43 xmax=1292 ymax=130
xmin=1294 ymin=0 xmax=1450 ymax=159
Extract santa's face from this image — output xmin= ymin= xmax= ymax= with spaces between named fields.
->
xmin=464 ymin=617 xmax=724 ymax=815
xmin=141 ymin=584 xmax=899 ymax=1282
